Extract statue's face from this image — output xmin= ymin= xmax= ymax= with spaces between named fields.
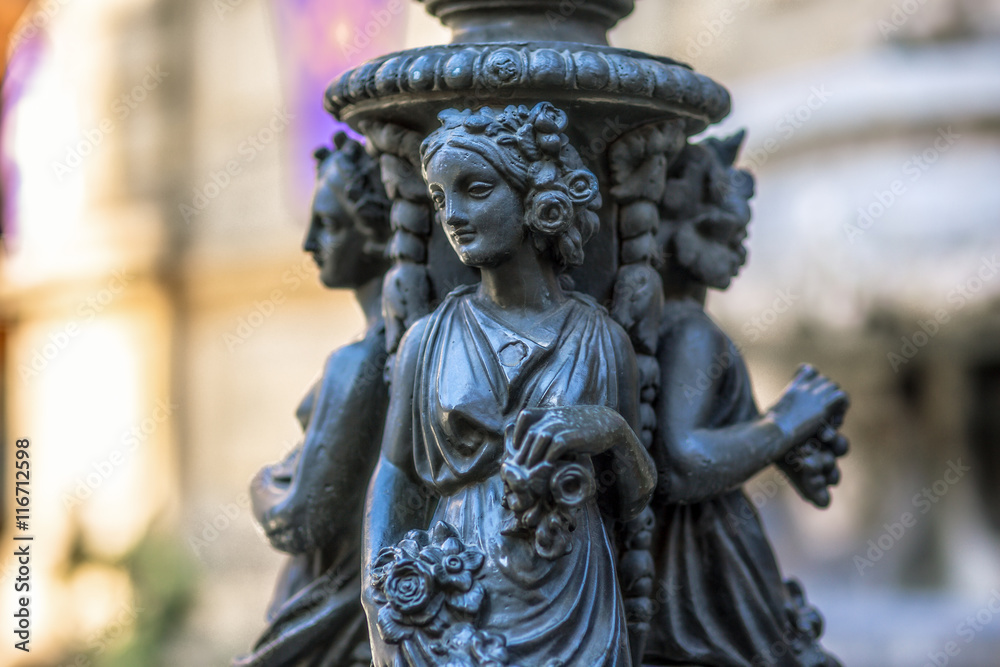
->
xmin=303 ymin=167 xmax=374 ymax=289
xmin=425 ymin=146 xmax=525 ymax=269
xmin=673 ymin=211 xmax=748 ymax=290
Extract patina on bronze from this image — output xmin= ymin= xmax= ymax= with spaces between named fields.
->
xmin=239 ymin=2 xmax=850 ymax=665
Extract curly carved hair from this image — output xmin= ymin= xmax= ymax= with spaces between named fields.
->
xmin=313 ymin=130 xmax=392 ymax=256
xmin=420 ymin=103 xmax=602 ymax=269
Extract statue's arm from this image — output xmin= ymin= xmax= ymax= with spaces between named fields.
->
xmin=654 ymin=317 xmax=847 ymax=505
xmin=362 ymin=320 xmax=435 ymax=666
xmin=294 ymin=380 xmax=319 ymax=431
xmin=654 ymin=319 xmax=791 ymax=505
xmin=363 ymin=318 xmax=435 ymax=569
xmin=507 ymin=322 xmax=655 ymax=522
xmin=251 ymin=335 xmax=388 ymax=553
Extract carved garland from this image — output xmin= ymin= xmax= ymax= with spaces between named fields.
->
xmin=359 ymin=120 xmax=435 ymax=360
xmin=607 ymin=119 xmax=686 ymax=663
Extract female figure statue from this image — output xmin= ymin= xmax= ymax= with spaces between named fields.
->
xmin=362 ymin=103 xmax=656 ymax=667
xmin=643 ymin=134 xmax=848 ymax=666
xmin=237 ymin=132 xmax=391 ymax=667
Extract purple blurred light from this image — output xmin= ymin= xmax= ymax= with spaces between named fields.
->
xmin=268 ymin=0 xmax=407 ymax=208
xmin=1 ymin=29 xmax=45 ymax=249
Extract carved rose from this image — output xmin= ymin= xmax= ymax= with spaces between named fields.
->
xmin=550 ymin=462 xmax=596 ymax=508
xmin=531 ymin=102 xmax=568 ymax=135
xmin=428 ymin=623 xmax=521 ymax=667
xmin=526 ymin=190 xmax=574 ymax=236
xmin=565 ymin=169 xmax=599 ymax=206
xmin=501 ymin=456 xmax=596 ymax=561
xmin=384 ymin=559 xmax=436 ymax=614
xmin=370 ymin=523 xmax=489 ymax=647
xmin=534 ymin=513 xmax=572 ymax=561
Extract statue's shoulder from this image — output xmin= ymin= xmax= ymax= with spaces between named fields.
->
xmin=659 ymin=300 xmax=733 ymax=356
xmin=566 ymin=290 xmax=619 ymax=325
xmin=434 ymin=284 xmax=478 ymax=312
xmin=323 ymin=323 xmax=386 ymax=374
xmin=413 ymin=284 xmax=477 ymax=332
xmin=565 ymin=290 xmax=636 ymax=357
xmin=445 ymin=283 xmax=478 ymax=299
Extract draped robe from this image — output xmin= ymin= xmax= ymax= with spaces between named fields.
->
xmin=410 ymin=286 xmax=636 ymax=666
xmin=645 ymin=301 xmax=839 ymax=667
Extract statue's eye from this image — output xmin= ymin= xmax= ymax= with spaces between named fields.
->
xmin=320 ymin=215 xmax=342 ymax=232
xmin=468 ymin=182 xmax=493 ymax=198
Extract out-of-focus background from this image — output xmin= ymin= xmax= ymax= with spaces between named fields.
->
xmin=0 ymin=0 xmax=998 ymax=665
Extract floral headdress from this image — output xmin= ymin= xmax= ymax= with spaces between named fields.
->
xmin=313 ymin=130 xmax=392 ymax=256
xmin=421 ymin=102 xmax=602 ymax=268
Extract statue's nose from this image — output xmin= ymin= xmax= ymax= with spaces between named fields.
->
xmin=444 ymin=201 xmax=470 ymax=230
xmin=303 ymin=218 xmax=321 ymax=252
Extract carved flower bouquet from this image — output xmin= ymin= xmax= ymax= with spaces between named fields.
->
xmin=370 ymin=521 xmax=519 ymax=667
xmin=500 ymin=421 xmax=598 ymax=560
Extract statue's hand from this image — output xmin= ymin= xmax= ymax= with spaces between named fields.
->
xmin=250 ymin=446 xmax=310 ymax=553
xmin=767 ymin=364 xmax=849 ymax=447
xmin=508 ymin=405 xmax=625 ymax=467
xmin=778 ymin=419 xmax=849 ymax=508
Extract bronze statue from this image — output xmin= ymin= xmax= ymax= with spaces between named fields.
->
xmin=238 ymin=2 xmax=855 ymax=665
xmin=643 ymin=133 xmax=848 ymax=667
xmin=361 ymin=103 xmax=656 ymax=667
xmin=236 ymin=132 xmax=391 ymax=667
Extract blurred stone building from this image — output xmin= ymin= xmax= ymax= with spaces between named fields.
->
xmin=0 ymin=0 xmax=998 ymax=665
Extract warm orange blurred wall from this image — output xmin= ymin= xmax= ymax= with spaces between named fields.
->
xmin=0 ymin=1 xmax=31 ymax=71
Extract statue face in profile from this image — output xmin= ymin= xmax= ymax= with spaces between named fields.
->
xmin=425 ymin=146 xmax=526 ymax=269
xmin=672 ymin=210 xmax=748 ymax=290
xmin=662 ymin=139 xmax=754 ymax=291
xmin=304 ymin=174 xmax=375 ymax=288
xmin=303 ymin=135 xmax=391 ymax=290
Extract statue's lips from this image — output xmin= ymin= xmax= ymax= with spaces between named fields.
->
xmin=449 ymin=228 xmax=477 ymax=244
